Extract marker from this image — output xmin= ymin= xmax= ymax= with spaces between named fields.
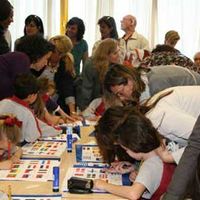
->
xmin=53 ymin=166 xmax=59 ymax=192
xmin=67 ymin=126 xmax=73 ymax=152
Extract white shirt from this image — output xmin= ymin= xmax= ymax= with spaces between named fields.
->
xmin=0 ymin=99 xmax=60 ymax=142
xmin=135 ymin=156 xmax=163 ymax=199
xmin=146 ymin=86 xmax=200 ymax=163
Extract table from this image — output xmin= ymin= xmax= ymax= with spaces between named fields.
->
xmin=0 ymin=126 xmax=127 ymax=200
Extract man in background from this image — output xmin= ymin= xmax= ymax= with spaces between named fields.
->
xmin=119 ymin=14 xmax=149 ymax=65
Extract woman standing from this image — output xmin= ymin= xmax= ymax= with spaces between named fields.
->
xmin=79 ymin=38 xmax=120 ymax=110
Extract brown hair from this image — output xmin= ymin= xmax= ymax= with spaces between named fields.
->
xmin=104 ymin=63 xmax=173 ymax=112
xmin=93 ymin=38 xmax=119 ymax=83
xmin=95 ymin=106 xmax=161 ymax=162
xmin=104 ymin=64 xmax=145 ymax=106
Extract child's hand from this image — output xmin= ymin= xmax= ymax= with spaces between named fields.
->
xmin=93 ymin=179 xmax=107 ymax=190
xmin=11 ymin=147 xmax=22 ymax=163
xmin=129 ymin=171 xmax=138 ymax=182
xmin=155 ymin=146 xmax=174 ymax=163
xmin=107 ymin=161 xmax=135 ymax=174
xmin=0 ymin=160 xmax=13 ymax=170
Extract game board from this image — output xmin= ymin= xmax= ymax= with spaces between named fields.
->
xmin=0 ymin=159 xmax=59 ymax=182
xmin=39 ymin=133 xmax=80 ymax=142
xmin=12 ymin=194 xmax=61 ymax=200
xmin=62 ymin=164 xmax=131 ymax=193
xmin=22 ymin=141 xmax=66 ymax=158
xmin=76 ymin=144 xmax=103 ymax=162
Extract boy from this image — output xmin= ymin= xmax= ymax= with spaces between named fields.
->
xmin=0 ymin=73 xmax=60 ymax=145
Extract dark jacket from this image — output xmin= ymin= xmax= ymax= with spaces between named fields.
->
xmin=0 ymin=25 xmax=9 ymax=54
xmin=0 ymin=52 xmax=30 ymax=100
xmin=163 ymin=115 xmax=200 ymax=200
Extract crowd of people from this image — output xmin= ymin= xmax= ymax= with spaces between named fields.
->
xmin=0 ymin=0 xmax=200 ymax=199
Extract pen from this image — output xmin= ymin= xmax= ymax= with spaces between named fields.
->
xmin=8 ymin=185 xmax=12 ymax=200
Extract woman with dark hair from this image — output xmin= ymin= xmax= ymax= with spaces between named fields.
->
xmin=0 ymin=35 xmax=54 ymax=100
xmin=15 ymin=34 xmax=54 ymax=77
xmin=94 ymin=106 xmax=176 ymax=199
xmin=65 ymin=17 xmax=88 ymax=75
xmin=0 ymin=0 xmax=13 ymax=54
xmin=14 ymin=15 xmax=44 ymax=50
xmin=92 ymin=16 xmax=118 ymax=55
xmin=23 ymin=15 xmax=44 ymax=36
xmin=98 ymin=16 xmax=118 ymax=40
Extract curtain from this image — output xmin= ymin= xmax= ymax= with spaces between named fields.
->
xmin=68 ymin=0 xmax=152 ymax=55
xmin=157 ymin=0 xmax=200 ymax=59
xmin=9 ymin=0 xmax=200 ymax=59
xmin=9 ymin=0 xmax=60 ymax=49
xmin=68 ymin=0 xmax=97 ymax=55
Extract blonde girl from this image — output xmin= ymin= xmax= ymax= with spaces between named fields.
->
xmin=0 ymin=114 xmax=22 ymax=170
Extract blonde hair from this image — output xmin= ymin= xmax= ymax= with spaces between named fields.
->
xmin=50 ymin=35 xmax=75 ymax=77
xmin=93 ymin=38 xmax=118 ymax=82
xmin=0 ymin=114 xmax=21 ymax=144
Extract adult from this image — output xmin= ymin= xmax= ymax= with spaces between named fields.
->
xmin=65 ymin=17 xmax=88 ymax=76
xmin=119 ymin=15 xmax=149 ymax=64
xmin=193 ymin=51 xmax=200 ymax=73
xmin=164 ymin=30 xmax=180 ymax=48
xmin=49 ymin=35 xmax=76 ymax=115
xmin=0 ymin=35 xmax=54 ymax=100
xmin=92 ymin=16 xmax=118 ymax=54
xmin=0 ymin=0 xmax=13 ymax=54
xmin=14 ymin=14 xmax=44 ymax=50
xmin=194 ymin=51 xmax=200 ymax=67
xmin=163 ymin=115 xmax=200 ymax=200
xmin=140 ymin=44 xmax=195 ymax=71
xmin=104 ymin=64 xmax=200 ymax=103
xmin=140 ymin=30 xmax=195 ymax=71
xmin=79 ymin=38 xmax=120 ymax=110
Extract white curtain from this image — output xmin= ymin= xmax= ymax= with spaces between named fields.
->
xmin=113 ymin=0 xmax=152 ymax=41
xmin=68 ymin=0 xmax=153 ymax=55
xmin=157 ymin=0 xmax=200 ymax=59
xmin=9 ymin=0 xmax=60 ymax=49
xmin=9 ymin=0 xmax=200 ymax=59
xmin=68 ymin=0 xmax=97 ymax=55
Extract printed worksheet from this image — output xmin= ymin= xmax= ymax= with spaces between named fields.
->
xmin=0 ymin=159 xmax=59 ymax=182
xmin=22 ymin=141 xmax=66 ymax=158
xmin=76 ymin=144 xmax=103 ymax=162
xmin=62 ymin=165 xmax=131 ymax=193
xmin=39 ymin=133 xmax=80 ymax=142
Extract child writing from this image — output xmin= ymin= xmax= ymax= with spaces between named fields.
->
xmin=94 ymin=106 xmax=176 ymax=200
xmin=0 ymin=73 xmax=60 ymax=145
xmin=0 ymin=114 xmax=22 ymax=170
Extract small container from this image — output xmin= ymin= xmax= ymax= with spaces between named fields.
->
xmin=53 ymin=166 xmax=59 ymax=192
xmin=67 ymin=126 xmax=73 ymax=152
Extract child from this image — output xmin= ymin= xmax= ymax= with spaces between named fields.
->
xmin=0 ymin=73 xmax=60 ymax=145
xmin=36 ymin=77 xmax=76 ymax=124
xmin=94 ymin=106 xmax=176 ymax=200
xmin=0 ymin=114 xmax=22 ymax=170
